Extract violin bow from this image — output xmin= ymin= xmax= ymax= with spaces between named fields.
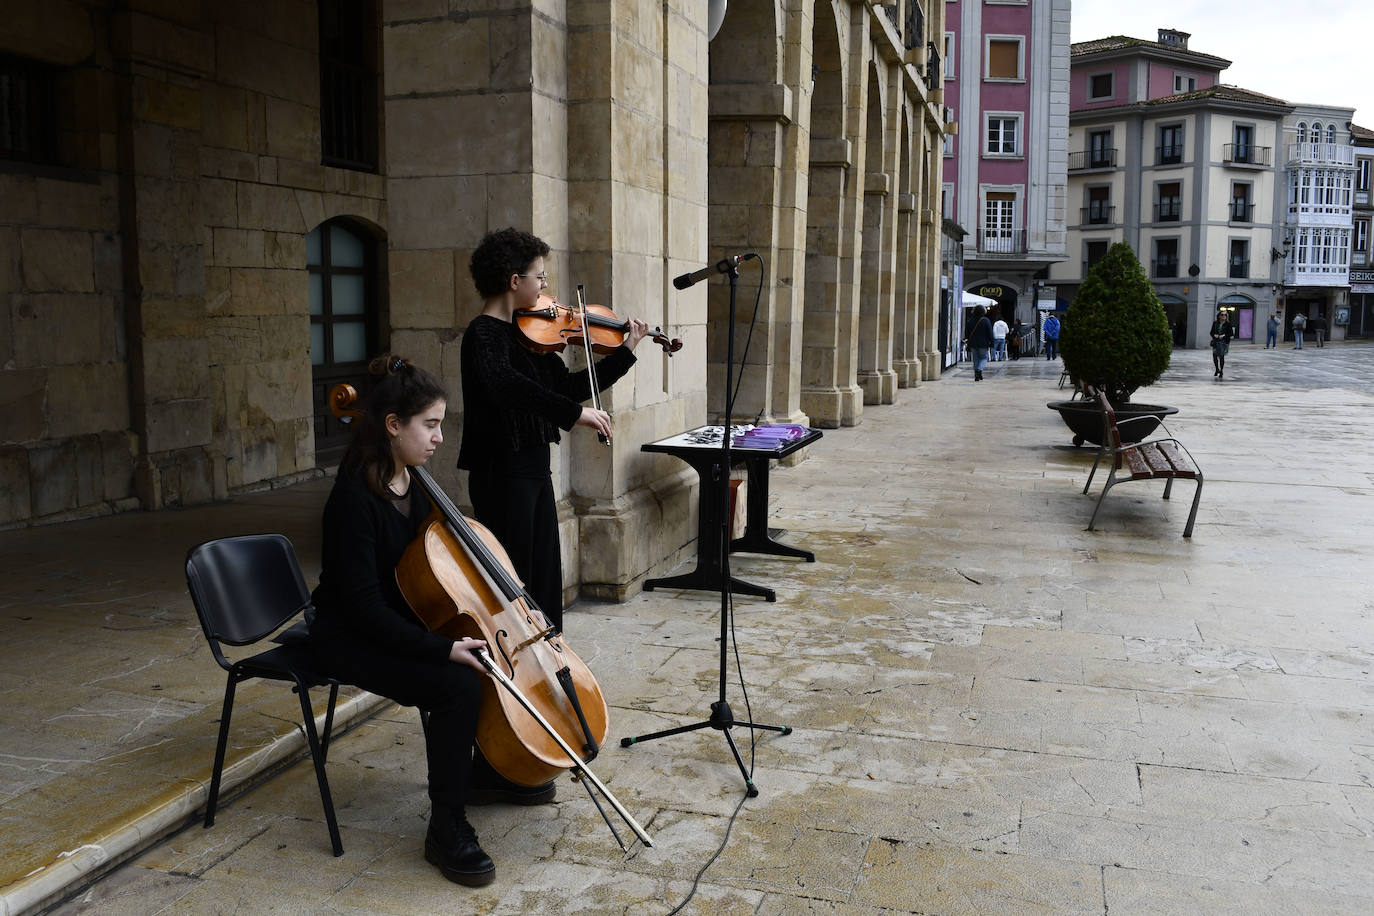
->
xmin=575 ymin=285 xmax=610 ymax=446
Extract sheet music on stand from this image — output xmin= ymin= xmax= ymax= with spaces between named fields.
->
xmin=668 ymin=424 xmax=814 ymax=452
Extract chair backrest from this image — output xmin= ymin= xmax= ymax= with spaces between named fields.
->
xmin=186 ymin=535 xmax=312 ymax=665
xmin=1096 ymin=390 xmax=1124 ymax=453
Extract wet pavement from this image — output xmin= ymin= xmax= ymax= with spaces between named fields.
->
xmin=4 ymin=342 xmax=1374 ymax=915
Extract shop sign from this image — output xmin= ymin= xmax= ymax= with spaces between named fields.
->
xmin=1351 ymin=284 xmax=1374 ymax=294
xmin=1350 ymin=270 xmax=1374 ymax=283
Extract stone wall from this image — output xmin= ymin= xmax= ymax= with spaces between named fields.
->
xmin=2 ymin=0 xmax=950 ymax=610
xmin=1 ymin=2 xmax=135 ymax=527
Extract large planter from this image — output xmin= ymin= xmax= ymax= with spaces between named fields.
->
xmin=1047 ymin=400 xmax=1178 ymax=447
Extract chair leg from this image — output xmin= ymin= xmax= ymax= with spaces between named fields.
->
xmin=1183 ymin=475 xmax=1203 ymax=538
xmin=205 ymin=674 xmax=240 ymax=829
xmin=319 ymin=682 xmax=339 ymax=762
xmin=1087 ymin=474 xmax=1115 ymax=531
xmin=1162 ymin=476 xmax=1175 ymax=500
xmin=295 ymin=679 xmax=344 ymax=857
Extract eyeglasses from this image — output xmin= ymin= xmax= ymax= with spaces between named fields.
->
xmin=517 ymin=273 xmax=548 ymax=284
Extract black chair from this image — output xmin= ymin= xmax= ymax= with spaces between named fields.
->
xmin=185 ymin=534 xmax=344 ymax=856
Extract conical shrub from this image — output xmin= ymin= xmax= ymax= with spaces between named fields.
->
xmin=1059 ymin=241 xmax=1172 ymax=406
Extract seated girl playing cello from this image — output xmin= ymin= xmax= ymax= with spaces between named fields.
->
xmin=309 ymin=354 xmax=498 ymax=887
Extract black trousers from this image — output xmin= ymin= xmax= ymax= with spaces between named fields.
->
xmin=315 ymin=636 xmax=481 ymax=810
xmin=469 ymin=453 xmax=564 ymax=631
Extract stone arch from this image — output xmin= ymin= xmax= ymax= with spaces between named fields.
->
xmin=800 ymin=0 xmax=850 ymax=427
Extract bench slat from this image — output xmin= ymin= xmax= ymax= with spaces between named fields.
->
xmin=1155 ymin=440 xmax=1198 ymax=477
xmin=1139 ymin=443 xmax=1173 ymax=475
xmin=1121 ymin=448 xmax=1152 ymax=478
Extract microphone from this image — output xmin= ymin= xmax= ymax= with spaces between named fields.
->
xmin=672 ymin=253 xmax=755 ymax=290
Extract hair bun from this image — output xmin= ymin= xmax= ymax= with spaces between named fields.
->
xmin=368 ymin=354 xmax=409 ymax=377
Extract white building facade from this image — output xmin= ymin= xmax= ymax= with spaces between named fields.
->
xmin=1281 ymin=106 xmax=1357 ymax=341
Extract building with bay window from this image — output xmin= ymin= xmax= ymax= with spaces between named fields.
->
xmin=1052 ymin=29 xmax=1292 ymax=346
xmin=1280 ymin=105 xmax=1357 ymax=342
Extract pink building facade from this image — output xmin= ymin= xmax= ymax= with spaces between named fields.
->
xmin=942 ymin=0 xmax=1070 ymax=344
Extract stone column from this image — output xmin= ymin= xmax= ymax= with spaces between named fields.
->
xmin=564 ymin=0 xmax=709 ymax=601
xmin=857 ymin=169 xmax=896 ymax=404
xmin=113 ymin=5 xmax=221 ymax=509
xmin=800 ymin=140 xmax=850 ymax=427
xmin=892 ymin=190 xmax=920 ymax=386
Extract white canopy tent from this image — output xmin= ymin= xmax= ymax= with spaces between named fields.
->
xmin=961 ymin=291 xmax=997 ymax=308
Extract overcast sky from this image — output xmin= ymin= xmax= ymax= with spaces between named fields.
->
xmin=1070 ymin=1 xmax=1373 ymax=127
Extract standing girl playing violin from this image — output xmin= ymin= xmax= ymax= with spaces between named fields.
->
xmin=458 ymin=228 xmax=649 ymax=632
xmin=309 ymin=355 xmax=497 ymax=887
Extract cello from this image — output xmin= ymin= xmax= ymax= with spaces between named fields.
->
xmin=329 ymin=383 xmax=653 ymax=849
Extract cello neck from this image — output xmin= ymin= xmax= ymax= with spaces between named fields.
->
xmin=410 ymin=465 xmax=526 ymax=604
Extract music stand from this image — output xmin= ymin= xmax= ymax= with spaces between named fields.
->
xmin=620 ymin=258 xmax=791 ymax=797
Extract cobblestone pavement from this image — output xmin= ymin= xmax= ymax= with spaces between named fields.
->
xmin=6 ymin=343 xmax=1374 ymax=914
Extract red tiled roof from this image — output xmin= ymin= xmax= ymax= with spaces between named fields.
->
xmin=1141 ymin=84 xmax=1291 ymax=109
xmin=1072 ymin=34 xmax=1230 ymax=68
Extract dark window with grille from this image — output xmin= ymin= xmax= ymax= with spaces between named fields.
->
xmin=319 ymin=0 xmax=379 ymax=172
xmin=905 ymin=2 xmax=925 ymax=51
xmin=0 ymin=54 xmax=58 ymax=165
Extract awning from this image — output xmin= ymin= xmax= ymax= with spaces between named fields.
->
xmin=962 ymin=291 xmax=997 ymax=307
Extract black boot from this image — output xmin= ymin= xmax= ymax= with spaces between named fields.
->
xmin=425 ymin=803 xmax=496 ymax=887
xmin=467 ymin=750 xmax=557 ymax=806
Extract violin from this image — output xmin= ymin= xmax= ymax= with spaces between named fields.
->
xmin=515 ymin=293 xmax=683 ymax=356
xmin=327 ymin=383 xmax=653 ymax=850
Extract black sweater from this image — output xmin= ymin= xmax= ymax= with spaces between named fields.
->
xmin=310 ymin=470 xmax=454 ymax=663
xmin=457 ymin=314 xmax=637 ymax=473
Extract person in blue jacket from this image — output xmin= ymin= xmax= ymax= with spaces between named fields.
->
xmin=1043 ymin=314 xmax=1061 ymax=360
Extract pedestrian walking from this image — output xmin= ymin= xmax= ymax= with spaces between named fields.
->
xmin=1292 ymin=311 xmax=1306 ymax=349
xmin=1009 ymin=318 xmax=1026 ymax=360
xmin=1311 ymin=315 xmax=1326 ymax=347
xmin=1209 ymin=309 xmax=1235 ymax=379
xmin=1265 ymin=313 xmax=1279 ymax=349
xmin=992 ymin=316 xmax=1008 ymax=361
xmin=966 ymin=305 xmax=994 ymax=381
xmin=1043 ymin=314 xmax=1061 ymax=360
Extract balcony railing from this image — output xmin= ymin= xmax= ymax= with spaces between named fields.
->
xmin=1154 ymin=200 xmax=1182 ymax=222
xmin=1230 ymin=201 xmax=1254 ymax=222
xmin=1287 ymin=142 xmax=1355 ymax=166
xmin=1223 ymin=144 xmax=1271 ymax=166
xmin=923 ymin=41 xmax=941 ymax=90
xmin=1080 ymin=205 xmax=1115 ymax=225
xmin=1228 ymin=258 xmax=1250 ymax=279
xmin=1357 ymin=188 xmax=1370 ymax=207
xmin=977 ymin=228 xmax=1027 ymax=255
xmin=1068 ymin=149 xmax=1117 ymax=170
xmin=1152 ymin=257 xmax=1179 ymax=278
xmin=1156 ymin=144 xmax=1184 ymax=165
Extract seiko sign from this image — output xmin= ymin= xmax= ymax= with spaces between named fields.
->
xmin=1351 ymin=270 xmax=1374 ymax=282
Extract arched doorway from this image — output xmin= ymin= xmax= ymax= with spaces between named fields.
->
xmin=1218 ymin=293 xmax=1256 ymax=342
xmin=307 ymin=218 xmax=384 ymax=464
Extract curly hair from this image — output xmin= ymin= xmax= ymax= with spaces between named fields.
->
xmin=340 ymin=354 xmax=448 ymax=499
xmin=469 ymin=227 xmax=551 ymax=298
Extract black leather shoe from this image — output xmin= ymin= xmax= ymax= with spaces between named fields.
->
xmin=467 ymin=752 xmax=556 ymax=806
xmin=425 ymin=805 xmax=495 ymax=887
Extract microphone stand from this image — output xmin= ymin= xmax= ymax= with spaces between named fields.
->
xmin=620 ymin=258 xmax=791 ymax=797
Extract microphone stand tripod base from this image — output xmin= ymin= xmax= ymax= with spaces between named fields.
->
xmin=620 ymin=259 xmax=789 ymax=799
xmin=620 ymin=701 xmax=791 ymax=798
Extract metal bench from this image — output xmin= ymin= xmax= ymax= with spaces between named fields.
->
xmin=1083 ymin=390 xmax=1203 ymax=538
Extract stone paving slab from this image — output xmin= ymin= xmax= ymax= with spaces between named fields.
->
xmin=6 ymin=344 xmax=1374 ymax=914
